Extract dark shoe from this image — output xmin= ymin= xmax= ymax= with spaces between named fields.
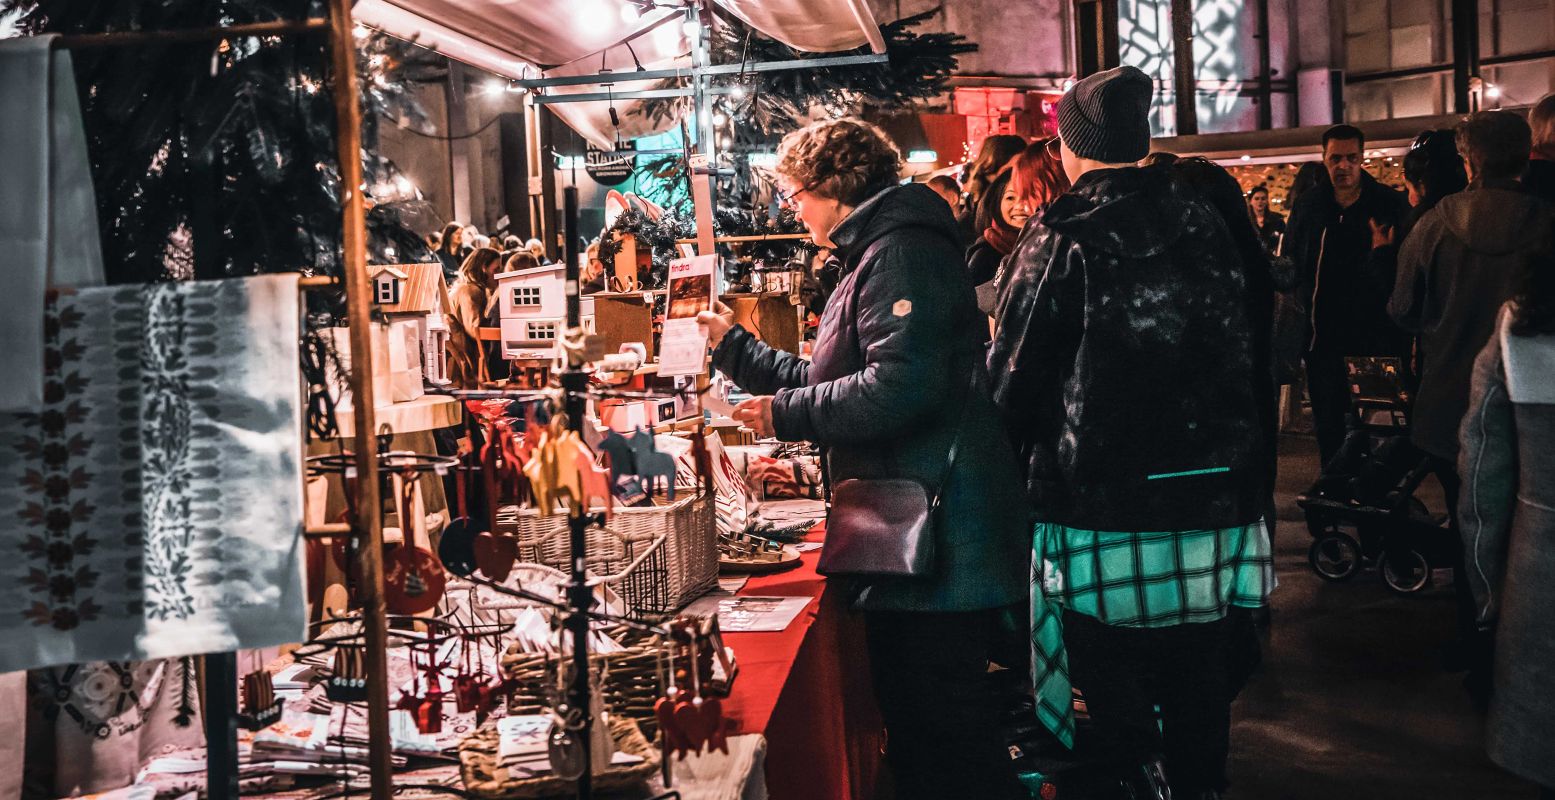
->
xmin=1118 ymin=760 xmax=1171 ymax=800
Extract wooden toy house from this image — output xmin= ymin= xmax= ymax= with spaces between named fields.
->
xmin=495 ymin=264 xmax=594 ymax=360
xmin=369 ymin=262 xmax=452 ymax=386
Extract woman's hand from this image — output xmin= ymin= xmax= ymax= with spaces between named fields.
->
xmin=696 ymin=300 xmax=736 ymax=347
xmin=732 ymin=396 xmax=776 ymax=439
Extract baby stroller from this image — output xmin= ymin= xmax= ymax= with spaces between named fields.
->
xmin=1296 ymin=358 xmax=1458 ymax=593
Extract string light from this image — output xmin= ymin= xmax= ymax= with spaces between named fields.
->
xmin=712 ymin=111 xmax=728 ymax=127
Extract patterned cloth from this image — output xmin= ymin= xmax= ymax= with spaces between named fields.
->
xmin=28 ymin=658 xmax=206 ymax=796
xmin=1029 ymin=520 xmax=1274 ymax=748
xmin=0 ymin=276 xmax=304 ymax=672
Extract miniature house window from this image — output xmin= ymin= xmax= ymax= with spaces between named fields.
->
xmin=375 ymin=275 xmax=401 ymax=305
xmin=512 ymin=286 xmax=542 ymax=307
xmin=527 ymin=322 xmax=558 ymax=341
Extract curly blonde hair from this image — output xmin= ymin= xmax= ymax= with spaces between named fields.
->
xmin=775 ymin=118 xmax=902 ymax=206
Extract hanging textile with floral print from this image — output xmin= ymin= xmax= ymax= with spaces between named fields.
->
xmin=0 ymin=275 xmax=305 ymax=672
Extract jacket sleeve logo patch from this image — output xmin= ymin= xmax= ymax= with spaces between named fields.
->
xmin=892 ymin=299 xmax=912 ymax=317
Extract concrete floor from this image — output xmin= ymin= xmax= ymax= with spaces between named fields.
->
xmin=1226 ymin=435 xmax=1537 ymax=799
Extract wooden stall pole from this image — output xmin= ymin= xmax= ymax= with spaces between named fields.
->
xmin=325 ymin=3 xmax=394 ymax=799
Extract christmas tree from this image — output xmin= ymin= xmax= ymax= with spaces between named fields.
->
xmin=1 ymin=0 xmax=437 ymax=284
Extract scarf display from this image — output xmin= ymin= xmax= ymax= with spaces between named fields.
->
xmin=0 ymin=35 xmax=105 ymax=413
xmin=0 ymin=275 xmax=306 ymax=673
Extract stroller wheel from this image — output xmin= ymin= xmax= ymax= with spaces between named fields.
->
xmin=1379 ymin=549 xmax=1432 ymax=593
xmin=1309 ymin=533 xmax=1361 ymax=581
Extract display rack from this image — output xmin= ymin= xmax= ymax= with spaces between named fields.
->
xmin=55 ymin=4 xmax=392 ymax=798
xmin=50 ymin=5 xmax=739 ymax=799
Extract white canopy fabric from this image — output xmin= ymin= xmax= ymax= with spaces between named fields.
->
xmin=357 ymin=0 xmax=884 ymax=148
xmin=718 ymin=0 xmax=885 ymax=53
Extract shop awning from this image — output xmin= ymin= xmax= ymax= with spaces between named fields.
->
xmin=356 ymin=0 xmax=886 ymax=148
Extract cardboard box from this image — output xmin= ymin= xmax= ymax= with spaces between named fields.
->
xmin=592 ymin=292 xmax=656 ymax=359
xmin=725 ymin=293 xmax=800 ymax=355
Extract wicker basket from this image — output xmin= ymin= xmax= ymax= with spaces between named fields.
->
xmin=494 ymin=492 xmax=717 ymax=619
xmin=501 ymin=626 xmax=664 ymax=738
xmin=459 ymin=716 xmax=658 ymax=799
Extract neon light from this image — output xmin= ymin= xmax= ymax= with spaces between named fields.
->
xmin=1146 ymin=467 xmax=1231 ymax=480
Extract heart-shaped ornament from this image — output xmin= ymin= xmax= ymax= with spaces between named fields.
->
xmin=700 ymin=696 xmax=728 ymax=754
xmin=655 ymin=696 xmax=691 ymax=759
xmin=673 ymin=698 xmax=712 ymax=754
xmin=473 ymin=531 xmax=517 ymax=582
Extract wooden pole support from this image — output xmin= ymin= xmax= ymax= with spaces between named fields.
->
xmin=324 ymin=4 xmax=394 ymax=799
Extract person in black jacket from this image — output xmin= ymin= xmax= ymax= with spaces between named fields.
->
xmin=990 ymin=67 xmax=1271 ymax=800
xmin=1283 ymin=124 xmax=1412 ymax=466
xmin=965 ymin=170 xmax=1021 ymax=288
xmin=434 ymin=221 xmax=466 ymax=283
xmin=1246 ymin=184 xmax=1285 ymax=254
xmin=1527 ymin=93 xmax=1555 ymax=205
xmin=698 ymin=118 xmax=1030 ymax=800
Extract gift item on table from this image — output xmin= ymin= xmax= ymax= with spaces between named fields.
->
xmin=27 ymin=658 xmax=205 ymax=797
xmin=656 ymin=615 xmax=737 ymax=760
xmin=321 ymin=324 xmax=392 ymax=411
xmin=745 ymin=454 xmax=822 ymax=499
xmin=387 ymin=317 xmax=426 ymax=403
xmin=0 ymin=276 xmax=306 ymax=672
xmin=136 ymin=749 xmax=291 ymax=797
xmin=629 ymin=429 xmax=678 ymax=500
xmin=0 ymin=35 xmax=105 ymax=414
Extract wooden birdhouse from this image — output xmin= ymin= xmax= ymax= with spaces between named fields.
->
xmin=371 ymin=265 xmax=408 ymax=306
xmin=372 ymin=263 xmax=453 ymax=387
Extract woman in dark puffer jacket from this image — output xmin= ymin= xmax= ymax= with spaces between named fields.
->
xmin=698 ymin=118 xmax=1030 ymax=800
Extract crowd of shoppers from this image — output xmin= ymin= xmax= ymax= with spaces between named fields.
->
xmin=684 ymin=80 xmax=1555 ymax=798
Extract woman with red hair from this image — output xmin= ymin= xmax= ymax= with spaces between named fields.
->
xmin=967 ymin=137 xmax=1071 ymax=312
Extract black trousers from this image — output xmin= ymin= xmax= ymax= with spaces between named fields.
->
xmin=1063 ymin=611 xmax=1234 ymax=794
xmin=1304 ymin=352 xmax=1355 ymax=468
xmin=864 ymin=608 xmax=1025 ymax=800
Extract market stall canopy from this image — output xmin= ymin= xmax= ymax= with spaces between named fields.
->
xmin=356 ymin=0 xmax=886 ymax=148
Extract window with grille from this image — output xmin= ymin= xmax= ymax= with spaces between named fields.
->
xmin=527 ymin=322 xmax=557 ymax=341
xmin=512 ymin=286 xmax=542 ymax=307
xmin=375 ymin=278 xmax=400 ymax=304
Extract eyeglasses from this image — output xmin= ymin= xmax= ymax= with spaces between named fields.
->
xmin=774 ymin=181 xmax=816 ymax=209
xmin=1044 ymin=137 xmax=1062 ymax=158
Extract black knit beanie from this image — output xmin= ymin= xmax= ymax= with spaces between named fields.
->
xmin=1057 ymin=65 xmax=1154 ymax=164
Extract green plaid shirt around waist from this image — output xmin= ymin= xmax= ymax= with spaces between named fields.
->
xmin=1028 ymin=521 xmax=1275 ymax=749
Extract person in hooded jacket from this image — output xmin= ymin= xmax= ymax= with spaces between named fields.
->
xmin=989 ymin=66 xmax=1272 ymax=800
xmin=697 ymin=118 xmax=1030 ymax=800
xmin=1458 ymin=260 xmax=1555 ymax=800
xmin=1284 ymin=125 xmax=1412 ymax=466
xmin=1390 ymin=110 xmax=1555 ymax=700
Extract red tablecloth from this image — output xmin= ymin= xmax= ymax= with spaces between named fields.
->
xmin=721 ymin=527 xmax=883 ymax=800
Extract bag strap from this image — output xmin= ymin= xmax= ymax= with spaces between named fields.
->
xmin=842 ymin=235 xmax=975 ymax=512
xmin=929 ymin=370 xmax=974 ymax=513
